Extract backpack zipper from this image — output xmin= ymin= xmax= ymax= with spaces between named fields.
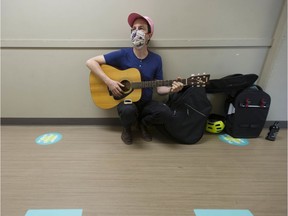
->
xmin=184 ymin=103 xmax=207 ymax=117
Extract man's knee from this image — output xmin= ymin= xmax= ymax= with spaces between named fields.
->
xmin=118 ymin=102 xmax=137 ymax=114
xmin=142 ymin=102 xmax=172 ymax=125
xmin=157 ymin=103 xmax=172 ymax=119
xmin=117 ymin=103 xmax=138 ymax=126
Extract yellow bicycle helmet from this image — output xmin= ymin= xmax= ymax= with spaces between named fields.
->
xmin=206 ymin=114 xmax=225 ymax=133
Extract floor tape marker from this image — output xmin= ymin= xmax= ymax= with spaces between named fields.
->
xmin=218 ymin=134 xmax=249 ymax=146
xmin=35 ymin=132 xmax=63 ymax=145
xmin=194 ymin=209 xmax=253 ymax=216
xmin=25 ymin=209 xmax=83 ymax=216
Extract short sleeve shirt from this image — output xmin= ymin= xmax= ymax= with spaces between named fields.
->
xmin=104 ymin=48 xmax=163 ymax=102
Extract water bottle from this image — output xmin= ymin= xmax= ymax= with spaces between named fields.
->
xmin=266 ymin=121 xmax=280 ymax=141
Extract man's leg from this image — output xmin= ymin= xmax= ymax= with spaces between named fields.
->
xmin=117 ymin=102 xmax=138 ymax=144
xmin=139 ymin=101 xmax=172 ymax=141
xmin=141 ymin=101 xmax=172 ymax=126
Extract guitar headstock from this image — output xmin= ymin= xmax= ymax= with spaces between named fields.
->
xmin=187 ymin=74 xmax=210 ymax=87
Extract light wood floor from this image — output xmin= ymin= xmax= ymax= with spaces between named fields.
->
xmin=1 ymin=125 xmax=287 ymax=216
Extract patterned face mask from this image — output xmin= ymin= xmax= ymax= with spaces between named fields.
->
xmin=130 ymin=30 xmax=146 ymax=49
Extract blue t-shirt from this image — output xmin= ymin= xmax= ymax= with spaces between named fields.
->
xmin=104 ymin=48 xmax=163 ymax=102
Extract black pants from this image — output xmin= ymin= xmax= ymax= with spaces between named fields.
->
xmin=117 ymin=100 xmax=172 ymax=128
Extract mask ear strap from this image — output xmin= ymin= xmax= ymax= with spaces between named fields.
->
xmin=146 ymin=33 xmax=152 ymax=44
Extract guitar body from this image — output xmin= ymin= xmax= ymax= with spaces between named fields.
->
xmin=90 ymin=64 xmax=210 ymax=110
xmin=90 ymin=64 xmax=142 ymax=109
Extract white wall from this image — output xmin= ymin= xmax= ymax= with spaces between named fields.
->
xmin=1 ymin=0 xmax=287 ymax=121
xmin=258 ymin=1 xmax=287 ymax=122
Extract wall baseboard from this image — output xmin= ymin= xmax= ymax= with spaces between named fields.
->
xmin=265 ymin=121 xmax=287 ymax=128
xmin=1 ymin=118 xmax=287 ymax=128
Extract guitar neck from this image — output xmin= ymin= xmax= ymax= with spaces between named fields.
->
xmin=131 ymin=79 xmax=187 ymax=89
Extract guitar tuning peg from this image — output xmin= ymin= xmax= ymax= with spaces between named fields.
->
xmin=191 ymin=74 xmax=195 ymax=76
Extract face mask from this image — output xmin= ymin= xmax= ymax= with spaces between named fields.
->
xmin=130 ymin=30 xmax=146 ymax=49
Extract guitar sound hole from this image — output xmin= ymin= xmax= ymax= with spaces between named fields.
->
xmin=121 ymin=80 xmax=132 ymax=93
xmin=108 ymin=79 xmax=133 ymax=100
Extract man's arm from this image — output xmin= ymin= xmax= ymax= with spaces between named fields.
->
xmin=86 ymin=55 xmax=124 ymax=97
xmin=156 ymin=78 xmax=184 ymax=95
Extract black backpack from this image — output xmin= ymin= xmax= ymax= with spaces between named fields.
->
xmin=205 ymin=73 xmax=271 ymax=138
xmin=225 ymin=85 xmax=271 ymax=138
xmin=157 ymin=86 xmax=212 ymax=144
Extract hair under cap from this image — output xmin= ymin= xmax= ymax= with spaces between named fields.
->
xmin=128 ymin=12 xmax=154 ymax=36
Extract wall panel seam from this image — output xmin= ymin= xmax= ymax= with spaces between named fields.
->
xmin=1 ymin=38 xmax=272 ymax=48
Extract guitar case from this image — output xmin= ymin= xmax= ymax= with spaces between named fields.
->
xmin=157 ymin=86 xmax=212 ymax=144
xmin=205 ymin=73 xmax=258 ymax=97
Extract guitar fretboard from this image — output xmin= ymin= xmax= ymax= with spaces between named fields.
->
xmin=131 ymin=79 xmax=187 ymax=89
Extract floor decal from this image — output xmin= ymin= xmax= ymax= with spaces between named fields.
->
xmin=194 ymin=209 xmax=253 ymax=216
xmin=25 ymin=209 xmax=82 ymax=216
xmin=218 ymin=134 xmax=249 ymax=146
xmin=35 ymin=132 xmax=63 ymax=145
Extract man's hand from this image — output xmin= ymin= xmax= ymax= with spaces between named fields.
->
xmin=170 ymin=77 xmax=184 ymax=93
xmin=106 ymin=79 xmax=124 ymax=97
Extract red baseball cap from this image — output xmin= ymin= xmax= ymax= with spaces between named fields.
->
xmin=128 ymin=12 xmax=154 ymax=36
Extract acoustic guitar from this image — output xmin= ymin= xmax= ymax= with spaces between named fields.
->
xmin=90 ymin=64 xmax=210 ymax=109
